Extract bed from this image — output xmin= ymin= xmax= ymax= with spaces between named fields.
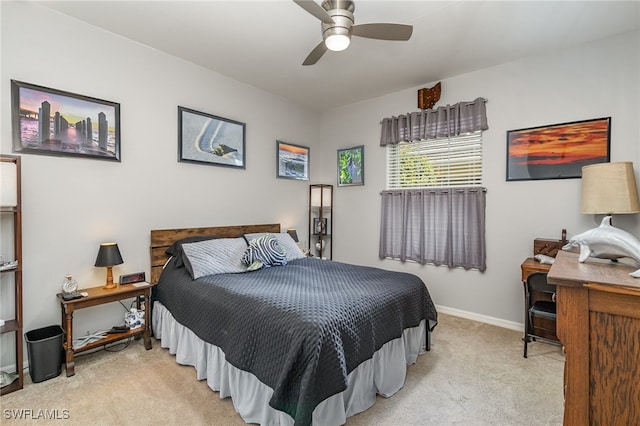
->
xmin=150 ymin=224 xmax=437 ymax=425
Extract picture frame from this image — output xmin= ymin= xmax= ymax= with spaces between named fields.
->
xmin=337 ymin=145 xmax=364 ymax=186
xmin=178 ymin=106 xmax=246 ymax=169
xmin=276 ymin=140 xmax=309 ymax=180
xmin=11 ymin=80 xmax=120 ymax=161
xmin=506 ymin=117 xmax=610 ymax=181
xmin=312 ymin=217 xmax=328 ymax=235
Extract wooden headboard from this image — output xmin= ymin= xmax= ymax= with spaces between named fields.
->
xmin=149 ymin=223 xmax=281 ymax=284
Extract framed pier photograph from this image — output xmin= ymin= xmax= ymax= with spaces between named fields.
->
xmin=11 ymin=80 xmax=121 ymax=161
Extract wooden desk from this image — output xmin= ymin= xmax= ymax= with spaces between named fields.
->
xmin=57 ymin=282 xmax=153 ymax=377
xmin=521 ymin=257 xmax=551 ymax=282
xmin=548 ymin=251 xmax=640 ymax=425
xmin=520 ymin=258 xmax=558 ymax=343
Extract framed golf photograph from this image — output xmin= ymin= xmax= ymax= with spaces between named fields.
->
xmin=506 ymin=117 xmax=610 ymax=181
xmin=178 ymin=106 xmax=246 ymax=169
xmin=337 ymin=145 xmax=364 ymax=186
xmin=276 ymin=140 xmax=309 ymax=180
xmin=11 ymin=80 xmax=120 ymax=161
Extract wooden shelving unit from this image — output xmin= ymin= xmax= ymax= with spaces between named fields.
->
xmin=0 ymin=155 xmax=23 ymax=395
xmin=308 ymin=184 xmax=333 ymax=259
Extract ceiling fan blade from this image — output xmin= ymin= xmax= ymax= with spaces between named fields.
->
xmin=293 ymin=0 xmax=333 ymax=24
xmin=352 ymin=23 xmax=413 ymax=41
xmin=302 ymin=41 xmax=328 ymax=66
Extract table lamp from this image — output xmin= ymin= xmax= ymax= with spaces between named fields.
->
xmin=95 ymin=242 xmax=123 ymax=289
xmin=286 ymin=229 xmax=299 ymax=242
xmin=581 ymin=162 xmax=640 ymax=219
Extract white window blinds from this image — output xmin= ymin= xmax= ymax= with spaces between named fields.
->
xmin=386 ymin=131 xmax=482 ymax=189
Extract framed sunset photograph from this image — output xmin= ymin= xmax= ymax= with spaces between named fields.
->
xmin=506 ymin=117 xmax=610 ymax=181
xmin=276 ymin=140 xmax=309 ymax=180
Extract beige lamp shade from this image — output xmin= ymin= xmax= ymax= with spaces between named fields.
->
xmin=581 ymin=162 xmax=640 ymax=214
xmin=0 ymin=162 xmax=18 ymax=207
xmin=310 ymin=185 xmax=332 ymax=207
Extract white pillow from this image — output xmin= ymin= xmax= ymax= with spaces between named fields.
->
xmin=181 ymin=237 xmax=248 ymax=279
xmin=244 ymin=232 xmax=306 ymax=261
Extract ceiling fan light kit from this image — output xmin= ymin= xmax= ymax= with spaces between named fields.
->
xmin=325 ymin=33 xmax=350 ymax=51
xmin=294 ymin=0 xmax=413 ymax=65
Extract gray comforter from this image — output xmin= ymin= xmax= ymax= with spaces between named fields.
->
xmin=154 ymin=256 xmax=437 ymax=425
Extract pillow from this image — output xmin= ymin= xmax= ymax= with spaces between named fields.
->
xmin=166 ymin=236 xmax=219 ymax=268
xmin=244 ymin=232 xmax=306 ymax=262
xmin=241 ymin=235 xmax=287 ymax=270
xmin=181 ymin=237 xmax=248 ymax=279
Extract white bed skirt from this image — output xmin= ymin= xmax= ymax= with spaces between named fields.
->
xmin=153 ymin=301 xmax=426 ymax=425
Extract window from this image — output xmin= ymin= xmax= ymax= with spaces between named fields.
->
xmin=386 ymin=131 xmax=482 ymax=189
xmin=379 ymin=98 xmax=488 ymax=270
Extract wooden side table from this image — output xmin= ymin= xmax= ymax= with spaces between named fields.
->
xmin=56 ymin=282 xmax=154 ymax=377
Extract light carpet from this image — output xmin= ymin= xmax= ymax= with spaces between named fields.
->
xmin=0 ymin=313 xmax=564 ymax=425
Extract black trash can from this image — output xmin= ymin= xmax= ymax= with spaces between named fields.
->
xmin=24 ymin=325 xmax=64 ymax=383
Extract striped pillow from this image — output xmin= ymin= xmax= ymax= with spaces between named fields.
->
xmin=242 ymin=235 xmax=287 ymax=270
xmin=244 ymin=232 xmax=306 ymax=261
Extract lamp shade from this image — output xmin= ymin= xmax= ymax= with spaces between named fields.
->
xmin=581 ymin=162 xmax=640 ymax=214
xmin=287 ymin=229 xmax=299 ymax=242
xmin=0 ymin=162 xmax=18 ymax=207
xmin=94 ymin=242 xmax=124 ymax=267
xmin=310 ymin=185 xmax=332 ymax=207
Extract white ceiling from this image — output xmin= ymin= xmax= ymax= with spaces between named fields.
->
xmin=37 ymin=0 xmax=640 ymax=112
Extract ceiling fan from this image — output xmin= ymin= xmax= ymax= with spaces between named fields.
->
xmin=293 ymin=0 xmax=413 ymax=66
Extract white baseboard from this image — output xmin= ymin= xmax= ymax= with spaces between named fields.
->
xmin=436 ymin=304 xmax=524 ymax=332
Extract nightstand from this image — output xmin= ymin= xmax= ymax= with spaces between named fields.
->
xmin=56 ymin=282 xmax=154 ymax=377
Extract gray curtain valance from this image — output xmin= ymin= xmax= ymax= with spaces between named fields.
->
xmin=380 ymin=97 xmax=488 ymax=146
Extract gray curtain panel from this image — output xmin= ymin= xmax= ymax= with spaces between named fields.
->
xmin=380 ymin=97 xmax=488 ymax=146
xmin=379 ymin=187 xmax=486 ymax=271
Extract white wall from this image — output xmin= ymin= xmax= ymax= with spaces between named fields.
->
xmin=319 ymin=30 xmax=640 ymax=329
xmin=0 ymin=1 xmax=319 ymax=365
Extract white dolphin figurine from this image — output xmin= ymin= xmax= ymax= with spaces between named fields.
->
xmin=562 ymin=216 xmax=640 ymax=278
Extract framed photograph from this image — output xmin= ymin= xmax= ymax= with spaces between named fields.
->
xmin=337 ymin=145 xmax=364 ymax=186
xmin=312 ymin=217 xmax=328 ymax=235
xmin=11 ymin=80 xmax=120 ymax=161
xmin=506 ymin=117 xmax=610 ymax=181
xmin=276 ymin=140 xmax=309 ymax=180
xmin=178 ymin=106 xmax=246 ymax=169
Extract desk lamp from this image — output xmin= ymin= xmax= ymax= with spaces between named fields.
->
xmin=95 ymin=242 xmax=123 ymax=289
